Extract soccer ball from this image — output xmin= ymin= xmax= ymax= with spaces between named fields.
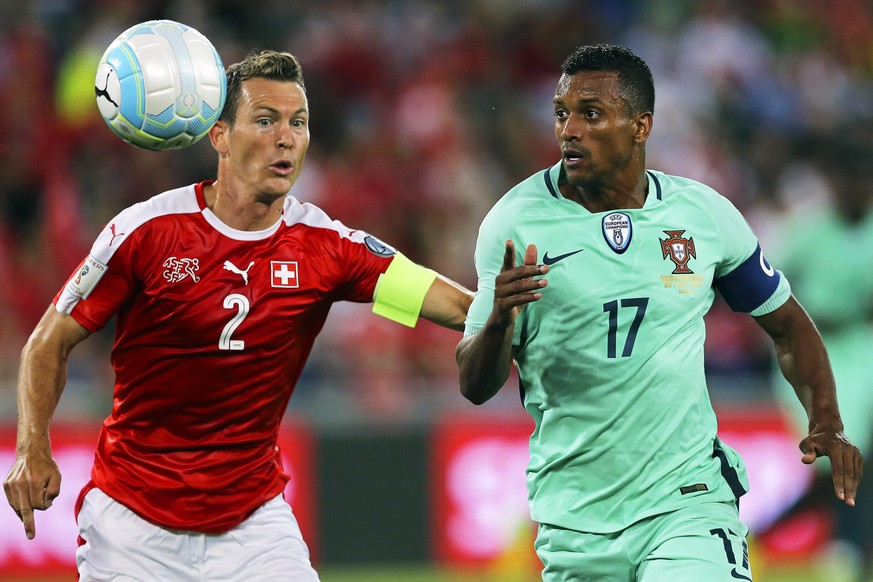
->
xmin=95 ymin=20 xmax=226 ymax=151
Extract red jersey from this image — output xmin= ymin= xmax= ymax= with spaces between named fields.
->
xmin=55 ymin=182 xmax=396 ymax=533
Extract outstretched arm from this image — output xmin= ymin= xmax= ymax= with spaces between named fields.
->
xmin=419 ymin=274 xmax=474 ymax=332
xmin=457 ymin=241 xmax=547 ymax=405
xmin=372 ymin=253 xmax=472 ymax=331
xmin=3 ymin=306 xmax=91 ymax=539
xmin=754 ymin=295 xmax=863 ymax=507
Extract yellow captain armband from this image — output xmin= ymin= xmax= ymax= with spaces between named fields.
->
xmin=372 ymin=252 xmax=437 ymax=327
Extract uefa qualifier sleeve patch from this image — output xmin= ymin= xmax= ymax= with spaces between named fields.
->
xmin=372 ymin=252 xmax=437 ymax=327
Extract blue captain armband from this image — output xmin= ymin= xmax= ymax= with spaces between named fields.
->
xmin=372 ymin=253 xmax=437 ymax=327
xmin=715 ymin=244 xmax=791 ymax=315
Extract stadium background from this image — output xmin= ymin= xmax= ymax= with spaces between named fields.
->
xmin=0 ymin=0 xmax=871 ymax=580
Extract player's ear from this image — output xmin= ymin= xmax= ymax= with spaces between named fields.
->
xmin=634 ymin=112 xmax=652 ymax=144
xmin=209 ymin=120 xmax=230 ymax=156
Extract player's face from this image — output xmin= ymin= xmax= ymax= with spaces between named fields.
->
xmin=553 ymin=71 xmax=643 ymax=187
xmin=222 ymin=78 xmax=310 ymax=198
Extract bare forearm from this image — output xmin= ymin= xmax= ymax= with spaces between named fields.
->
xmin=17 ymin=336 xmax=69 ymax=453
xmin=6 ymin=307 xmax=89 ymax=539
xmin=774 ymin=326 xmax=841 ymax=431
xmin=420 ymin=275 xmax=474 ymax=332
xmin=456 ymin=322 xmax=515 ymax=404
xmin=756 ymin=296 xmax=861 ymax=506
xmin=15 ymin=307 xmax=89 ymax=453
xmin=758 ymin=297 xmax=841 ymax=431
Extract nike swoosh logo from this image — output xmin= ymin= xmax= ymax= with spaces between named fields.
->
xmin=731 ymin=568 xmax=752 ymax=581
xmin=542 ymin=249 xmax=584 ymax=265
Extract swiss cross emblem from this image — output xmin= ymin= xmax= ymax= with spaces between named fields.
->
xmin=660 ymin=230 xmax=696 ymax=274
xmin=271 ymin=261 xmax=299 ymax=288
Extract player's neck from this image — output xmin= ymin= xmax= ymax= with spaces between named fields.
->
xmin=203 ymin=180 xmax=284 ymax=231
xmin=560 ymin=172 xmax=648 ymax=213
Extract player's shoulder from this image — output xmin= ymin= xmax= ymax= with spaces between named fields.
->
xmin=282 ymin=195 xmax=356 ymax=239
xmin=112 ymin=183 xmax=201 ymax=231
xmin=505 ymin=164 xmax=559 ymax=205
xmin=282 ymin=196 xmax=395 ymax=253
xmin=482 ymin=164 xmax=559 ymax=227
xmin=649 ymin=170 xmax=732 ymax=207
xmin=650 ymin=170 xmax=756 ymax=248
xmin=90 ymin=184 xmax=200 ymax=260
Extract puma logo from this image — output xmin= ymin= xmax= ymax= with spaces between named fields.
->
xmin=224 ymin=260 xmax=255 ymax=285
xmin=95 ymin=72 xmax=119 ymax=108
xmin=109 ymin=224 xmax=125 ymax=246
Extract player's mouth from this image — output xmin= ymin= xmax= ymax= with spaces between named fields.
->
xmin=562 ymin=148 xmax=587 ymax=168
xmin=269 ymin=160 xmax=295 ymax=176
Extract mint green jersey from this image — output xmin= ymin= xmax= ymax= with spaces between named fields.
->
xmin=465 ymin=163 xmax=791 ymax=534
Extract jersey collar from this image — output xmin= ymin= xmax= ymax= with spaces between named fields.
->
xmin=544 ymin=162 xmax=663 ymax=209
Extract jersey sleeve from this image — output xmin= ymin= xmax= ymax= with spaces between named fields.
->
xmin=53 ymin=220 xmax=141 ymax=332
xmin=465 ymin=204 xmax=524 ymax=345
xmin=335 ymin=230 xmax=397 ymax=302
xmin=710 ymin=194 xmax=790 ymax=315
xmin=53 ymin=188 xmax=203 ymax=330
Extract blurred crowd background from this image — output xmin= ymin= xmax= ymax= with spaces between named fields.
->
xmin=0 ymin=0 xmax=872 ymax=576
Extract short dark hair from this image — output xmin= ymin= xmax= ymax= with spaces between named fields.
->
xmin=560 ymin=44 xmax=654 ymax=115
xmin=220 ymin=50 xmax=306 ymax=125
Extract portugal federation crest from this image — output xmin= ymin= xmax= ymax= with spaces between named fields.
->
xmin=660 ymin=230 xmax=696 ymax=274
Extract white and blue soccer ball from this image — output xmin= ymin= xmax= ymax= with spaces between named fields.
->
xmin=95 ymin=20 xmax=226 ymax=151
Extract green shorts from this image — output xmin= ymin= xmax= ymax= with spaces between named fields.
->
xmin=535 ymin=500 xmax=751 ymax=581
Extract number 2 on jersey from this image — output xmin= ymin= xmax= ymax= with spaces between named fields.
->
xmin=220 ymin=293 xmax=249 ymax=350
xmin=602 ymin=297 xmax=648 ymax=358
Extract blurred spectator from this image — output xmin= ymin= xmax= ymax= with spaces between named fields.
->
xmin=0 ymin=0 xmax=872 ymax=429
xmin=768 ymin=128 xmax=873 ymax=581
